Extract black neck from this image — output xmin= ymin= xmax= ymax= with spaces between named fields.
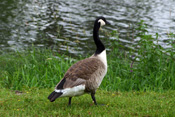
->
xmin=93 ymin=22 xmax=105 ymax=55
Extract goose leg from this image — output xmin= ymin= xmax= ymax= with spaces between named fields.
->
xmin=91 ymin=93 xmax=97 ymax=105
xmin=68 ymin=97 xmax=72 ymax=106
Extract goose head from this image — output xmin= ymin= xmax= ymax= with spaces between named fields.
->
xmin=95 ymin=16 xmax=110 ymax=27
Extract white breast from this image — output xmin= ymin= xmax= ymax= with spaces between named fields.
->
xmin=97 ymin=50 xmax=107 ymax=67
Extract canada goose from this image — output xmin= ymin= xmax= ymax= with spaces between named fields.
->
xmin=48 ymin=16 xmax=110 ymax=105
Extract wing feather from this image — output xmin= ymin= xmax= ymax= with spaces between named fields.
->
xmin=64 ymin=58 xmax=103 ymax=80
xmin=56 ymin=57 xmax=105 ymax=89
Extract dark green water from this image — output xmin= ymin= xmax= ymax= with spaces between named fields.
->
xmin=0 ymin=0 xmax=175 ymax=55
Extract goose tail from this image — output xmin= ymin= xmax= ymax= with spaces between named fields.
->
xmin=48 ymin=91 xmax=63 ymax=102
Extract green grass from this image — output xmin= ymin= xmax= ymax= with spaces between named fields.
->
xmin=0 ymin=46 xmax=175 ymax=91
xmin=0 ymin=49 xmax=73 ymax=90
xmin=0 ymin=88 xmax=175 ymax=116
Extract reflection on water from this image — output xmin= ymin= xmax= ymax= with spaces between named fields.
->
xmin=0 ymin=0 xmax=175 ymax=55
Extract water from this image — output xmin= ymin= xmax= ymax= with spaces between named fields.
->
xmin=0 ymin=0 xmax=175 ymax=55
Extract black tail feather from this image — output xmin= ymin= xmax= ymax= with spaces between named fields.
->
xmin=48 ymin=91 xmax=55 ymax=100
xmin=48 ymin=91 xmax=63 ymax=102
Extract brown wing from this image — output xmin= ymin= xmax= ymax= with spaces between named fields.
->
xmin=64 ymin=58 xmax=102 ymax=80
xmin=62 ymin=57 xmax=105 ymax=88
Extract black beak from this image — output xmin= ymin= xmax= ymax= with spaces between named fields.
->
xmin=106 ymin=21 xmax=110 ymax=25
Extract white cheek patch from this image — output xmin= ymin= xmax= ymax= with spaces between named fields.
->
xmin=98 ymin=19 xmax=106 ymax=27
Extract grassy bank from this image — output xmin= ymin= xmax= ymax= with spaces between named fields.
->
xmin=0 ymin=46 xmax=175 ymax=91
xmin=0 ymin=88 xmax=175 ymax=116
xmin=0 ymin=44 xmax=175 ymax=91
xmin=1 ymin=21 xmax=175 ymax=91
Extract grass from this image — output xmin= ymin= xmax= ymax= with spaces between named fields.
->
xmin=0 ymin=49 xmax=73 ymax=90
xmin=0 ymin=88 xmax=175 ymax=116
xmin=0 ymin=45 xmax=175 ymax=91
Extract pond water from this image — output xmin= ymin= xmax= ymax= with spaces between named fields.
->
xmin=0 ymin=0 xmax=175 ymax=55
